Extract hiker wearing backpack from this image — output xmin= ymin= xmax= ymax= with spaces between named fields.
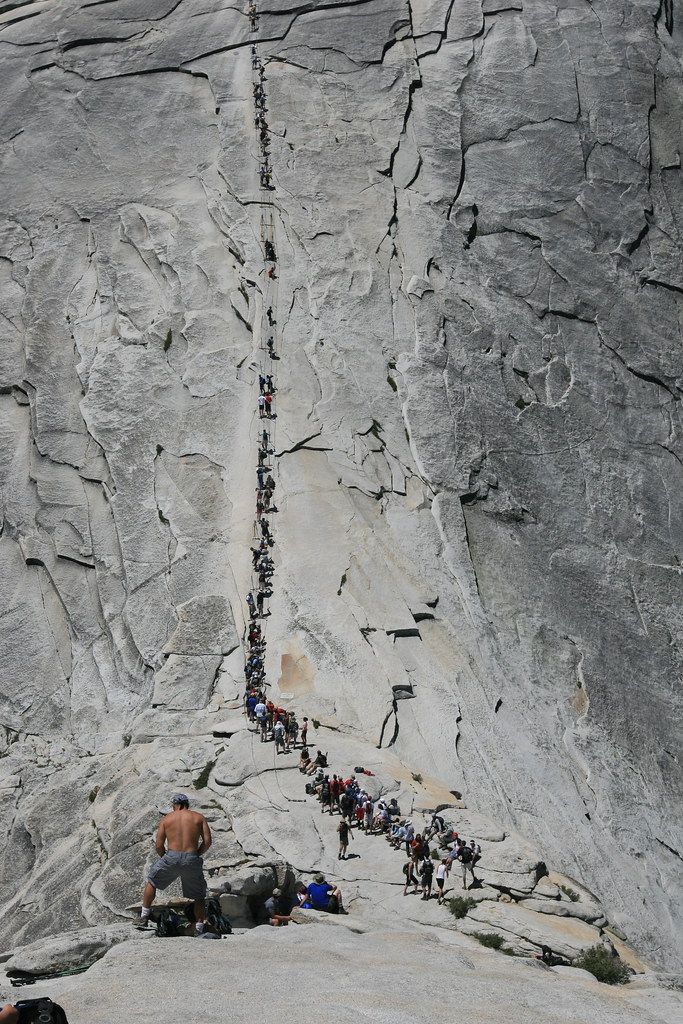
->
xmin=133 ymin=794 xmax=212 ymax=934
xmin=457 ymin=842 xmax=477 ymax=890
xmin=402 ymin=858 xmax=419 ymax=895
xmin=329 ymin=775 xmax=341 ymax=814
xmin=420 ymin=857 xmax=434 ymax=900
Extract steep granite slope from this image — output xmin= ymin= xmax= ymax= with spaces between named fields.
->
xmin=0 ymin=0 xmax=681 ymax=970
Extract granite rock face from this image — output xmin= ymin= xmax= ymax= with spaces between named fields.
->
xmin=0 ymin=0 xmax=682 ymax=974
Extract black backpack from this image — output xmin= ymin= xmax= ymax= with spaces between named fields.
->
xmin=460 ymin=847 xmax=473 ymax=864
xmin=155 ymin=907 xmax=183 ymax=937
xmin=14 ymin=999 xmax=69 ymax=1024
xmin=206 ymin=897 xmax=232 ymax=935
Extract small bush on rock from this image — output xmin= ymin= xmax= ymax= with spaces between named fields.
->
xmin=448 ymin=896 xmax=476 ymax=920
xmin=573 ymin=945 xmax=631 ymax=985
xmin=474 ymin=932 xmax=506 ymax=950
xmin=560 ymin=884 xmax=580 ymax=902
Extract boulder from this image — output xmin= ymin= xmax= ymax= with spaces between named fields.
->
xmin=2 ymin=925 xmax=132 ymax=976
xmin=214 ymin=863 xmax=277 ymax=897
xmin=218 ymin=894 xmax=252 ymax=928
xmin=519 ymin=898 xmax=606 ymax=926
xmin=459 ymin=901 xmax=605 ymax=958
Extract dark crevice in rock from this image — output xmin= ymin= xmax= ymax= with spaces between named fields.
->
xmin=598 ymin=329 xmax=679 ymax=398
xmin=642 ymin=276 xmax=683 ymax=297
xmin=387 ymin=626 xmax=421 ymax=639
xmin=377 ymin=697 xmax=399 ymax=748
xmin=60 ymin=37 xmax=139 ymax=52
xmin=277 ymin=432 xmax=333 ymax=456
xmin=655 ymin=0 xmax=674 ymax=35
xmin=626 ymin=220 xmax=650 ymax=256
xmin=458 ymin=503 xmax=482 ymax=600
xmin=654 ymin=837 xmax=682 ymax=860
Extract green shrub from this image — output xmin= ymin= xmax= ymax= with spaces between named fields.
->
xmin=560 ymin=884 xmax=580 ymax=902
xmin=164 ymin=330 xmax=173 ymax=351
xmin=193 ymin=758 xmax=217 ymax=790
xmin=411 ymin=772 xmax=423 ymax=784
xmin=474 ymin=932 xmax=506 ymax=950
xmin=448 ymin=896 xmax=476 ymax=920
xmin=573 ymin=945 xmax=631 ymax=985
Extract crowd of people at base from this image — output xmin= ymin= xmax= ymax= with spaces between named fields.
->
xmin=303 ymin=769 xmax=482 ymax=903
xmin=260 ymin=743 xmax=486 ymax=925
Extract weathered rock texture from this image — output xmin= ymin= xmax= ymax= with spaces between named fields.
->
xmin=0 ymin=0 xmax=682 ymax=974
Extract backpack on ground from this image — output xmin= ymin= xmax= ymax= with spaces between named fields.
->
xmin=155 ymin=907 xmax=184 ymax=937
xmin=206 ymin=897 xmax=232 ymax=935
xmin=15 ymin=999 xmax=70 ymax=1024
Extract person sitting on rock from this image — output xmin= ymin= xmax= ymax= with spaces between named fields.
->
xmin=305 ymin=749 xmax=327 ymax=774
xmin=447 ymin=834 xmax=461 ymax=862
xmin=387 ymin=797 xmax=401 ymax=819
xmin=537 ymin=945 xmax=570 ymax=968
xmin=306 ymin=873 xmax=346 ymax=914
xmin=294 ymin=884 xmax=312 ymax=909
xmin=299 ymin=746 xmax=311 ymax=771
xmin=375 ymin=802 xmax=391 ymax=833
xmin=265 ymin=887 xmax=291 ymax=927
xmin=388 ymin=820 xmax=407 ymax=848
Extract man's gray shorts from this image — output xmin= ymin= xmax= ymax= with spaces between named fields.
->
xmin=148 ymin=851 xmax=207 ymax=900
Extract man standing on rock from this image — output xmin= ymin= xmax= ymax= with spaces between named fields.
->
xmin=134 ymin=794 xmax=212 ymax=933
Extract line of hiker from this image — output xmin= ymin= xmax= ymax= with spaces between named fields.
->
xmin=244 ymin=18 xmax=281 ymax=693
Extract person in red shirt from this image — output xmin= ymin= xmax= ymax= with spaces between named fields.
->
xmin=329 ymin=775 xmax=341 ymax=815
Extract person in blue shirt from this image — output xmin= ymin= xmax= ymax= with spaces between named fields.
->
xmin=306 ymin=873 xmax=346 ymax=914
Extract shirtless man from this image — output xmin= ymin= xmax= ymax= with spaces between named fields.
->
xmin=134 ymin=794 xmax=212 ymax=932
